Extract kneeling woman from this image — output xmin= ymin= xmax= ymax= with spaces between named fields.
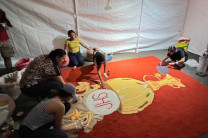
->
xmin=64 ymin=30 xmax=91 ymax=70
xmin=18 ymin=83 xmax=87 ymax=138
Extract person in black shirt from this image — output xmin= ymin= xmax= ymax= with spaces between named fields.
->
xmin=93 ymin=49 xmax=109 ymax=88
xmin=160 ymin=46 xmax=188 ymax=68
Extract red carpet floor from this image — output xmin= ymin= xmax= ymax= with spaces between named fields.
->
xmin=61 ymin=56 xmax=208 ymax=138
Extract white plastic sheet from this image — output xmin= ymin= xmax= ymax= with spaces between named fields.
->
xmin=0 ymin=0 xmax=197 ymax=67
xmin=185 ymin=59 xmax=199 ymax=68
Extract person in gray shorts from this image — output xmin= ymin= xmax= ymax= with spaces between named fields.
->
xmin=0 ymin=9 xmax=14 ymax=73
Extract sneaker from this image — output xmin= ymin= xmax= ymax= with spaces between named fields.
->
xmin=106 ymin=55 xmax=113 ymax=62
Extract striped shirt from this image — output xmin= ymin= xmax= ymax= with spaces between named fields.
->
xmin=23 ymin=98 xmax=60 ymax=130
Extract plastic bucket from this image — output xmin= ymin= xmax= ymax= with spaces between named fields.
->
xmin=196 ymin=56 xmax=208 ymax=76
xmin=0 ymin=100 xmax=9 ymax=126
xmin=15 ymin=58 xmax=32 ymax=71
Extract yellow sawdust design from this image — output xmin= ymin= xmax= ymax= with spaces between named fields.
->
xmin=76 ymin=82 xmax=90 ymax=92
xmin=143 ymin=74 xmax=186 ymax=91
xmin=66 ymin=109 xmax=82 ymax=121
xmin=84 ymin=84 xmax=100 ymax=95
xmin=63 ymin=95 xmax=103 ymax=135
xmin=106 ymin=78 xmax=154 ymax=114
xmin=154 ymin=73 xmax=162 ymax=78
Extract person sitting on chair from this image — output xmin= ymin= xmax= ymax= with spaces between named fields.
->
xmin=160 ymin=46 xmax=188 ymax=68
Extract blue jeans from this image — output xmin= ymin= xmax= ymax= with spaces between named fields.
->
xmin=68 ymin=51 xmax=84 ymax=67
xmin=21 ymin=79 xmax=62 ymax=98
xmin=18 ymin=126 xmax=68 ymax=138
xmin=13 ymin=80 xmax=63 ymax=121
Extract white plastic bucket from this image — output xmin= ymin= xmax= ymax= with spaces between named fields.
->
xmin=0 ymin=100 xmax=9 ymax=126
xmin=196 ymin=56 xmax=208 ymax=76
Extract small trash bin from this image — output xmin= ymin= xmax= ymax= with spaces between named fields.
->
xmin=196 ymin=56 xmax=208 ymax=76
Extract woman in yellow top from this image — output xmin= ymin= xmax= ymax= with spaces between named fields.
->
xmin=64 ymin=30 xmax=91 ymax=70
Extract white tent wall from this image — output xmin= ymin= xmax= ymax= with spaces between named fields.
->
xmin=0 ymin=0 xmax=199 ymax=67
xmin=76 ymin=0 xmax=142 ymax=53
xmin=137 ymin=0 xmax=189 ymax=52
xmin=0 ymin=0 xmax=76 ymax=61
xmin=182 ymin=0 xmax=208 ymax=56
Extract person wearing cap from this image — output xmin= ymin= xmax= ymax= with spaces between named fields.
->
xmin=18 ymin=83 xmax=87 ymax=138
xmin=160 ymin=46 xmax=188 ymax=68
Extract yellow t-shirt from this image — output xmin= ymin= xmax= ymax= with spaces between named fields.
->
xmin=65 ymin=38 xmax=82 ymax=53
